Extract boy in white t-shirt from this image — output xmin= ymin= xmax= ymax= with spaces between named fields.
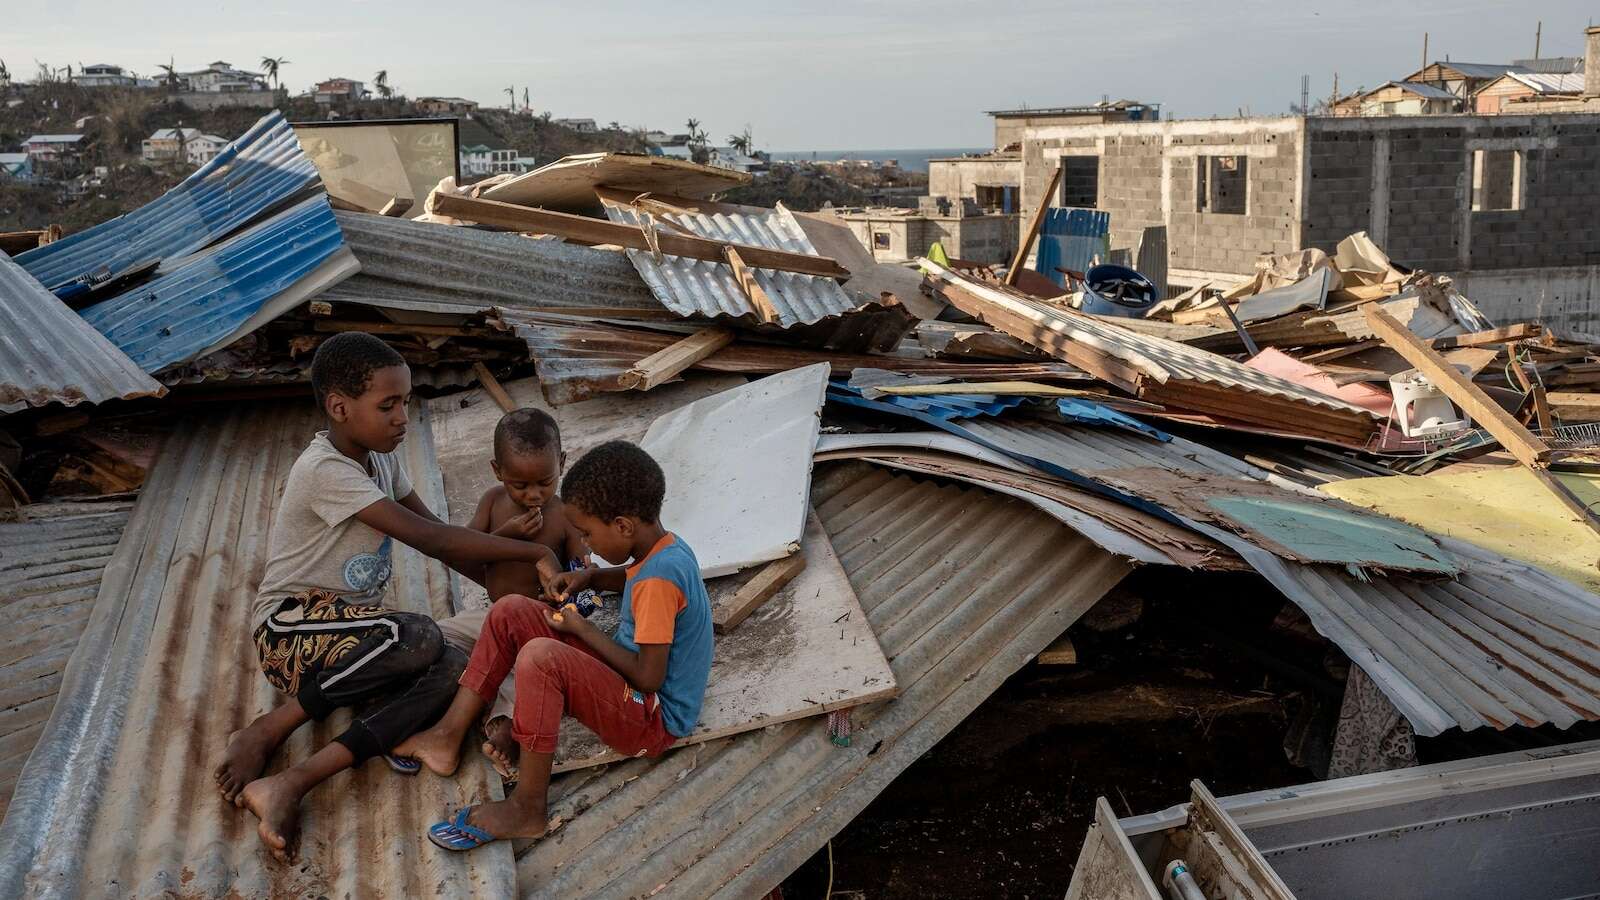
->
xmin=211 ymin=332 xmax=563 ymax=863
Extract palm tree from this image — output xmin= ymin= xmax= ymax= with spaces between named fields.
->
xmin=504 ymin=86 xmax=515 ymax=109
xmin=0 ymin=60 xmax=10 ymax=91
xmin=522 ymin=86 xmax=530 ymax=113
xmin=727 ymin=127 xmax=753 ymax=156
xmin=374 ymin=69 xmax=393 ymax=100
xmin=157 ymin=56 xmax=178 ymax=92
xmin=685 ymin=118 xmax=705 ymax=148
xmin=260 ymin=56 xmax=288 ymax=90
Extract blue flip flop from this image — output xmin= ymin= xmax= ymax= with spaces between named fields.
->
xmin=428 ymin=807 xmax=497 ymax=851
xmin=386 ymin=754 xmax=421 ymax=776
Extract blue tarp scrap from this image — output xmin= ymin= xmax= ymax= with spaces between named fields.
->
xmin=829 ymin=380 xmax=1167 ymax=443
xmin=1053 ymin=398 xmax=1170 ymax=442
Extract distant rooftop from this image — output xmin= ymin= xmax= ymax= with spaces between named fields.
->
xmin=1506 ymin=71 xmax=1587 ymax=93
xmin=1513 ymin=56 xmax=1585 ymax=74
xmin=1414 ymin=61 xmax=1530 ymax=80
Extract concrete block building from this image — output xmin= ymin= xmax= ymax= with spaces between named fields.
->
xmin=1015 ymin=107 xmax=1600 ymax=329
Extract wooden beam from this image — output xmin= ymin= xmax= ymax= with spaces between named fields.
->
xmin=1549 ymin=391 xmax=1600 ymax=422
xmin=312 ymin=320 xmax=496 ymax=338
xmin=1429 ymin=322 xmax=1542 ymax=349
xmin=472 ymin=363 xmax=516 ymax=413
xmin=379 ymin=196 xmax=414 ymax=217
xmin=713 ymin=552 xmax=808 ymax=634
xmin=1036 ymin=634 xmax=1078 ymax=665
xmin=721 ymin=246 xmax=781 ymax=323
xmin=429 ymin=192 xmax=851 ymax=280
xmin=619 ymin=327 xmax=736 ymax=391
xmin=1363 ymin=304 xmax=1550 ymax=467
xmin=1004 ymin=163 xmax=1065 ymax=286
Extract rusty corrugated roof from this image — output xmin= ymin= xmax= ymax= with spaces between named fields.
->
xmin=0 ymin=401 xmax=514 ymax=898
xmin=0 ymin=501 xmax=133 ymax=820
xmin=0 ymin=252 xmax=164 ymax=413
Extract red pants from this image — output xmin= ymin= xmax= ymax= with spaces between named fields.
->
xmin=460 ymin=595 xmax=676 ymax=756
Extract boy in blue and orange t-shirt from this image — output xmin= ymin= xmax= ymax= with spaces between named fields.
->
xmin=396 ymin=440 xmax=714 ymax=850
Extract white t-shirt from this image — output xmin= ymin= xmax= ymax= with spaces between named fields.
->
xmin=253 ymin=432 xmax=413 ymax=630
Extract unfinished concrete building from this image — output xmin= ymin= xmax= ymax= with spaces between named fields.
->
xmin=835 ymin=197 xmax=1019 ymax=265
xmin=1017 ymin=103 xmax=1600 ymax=328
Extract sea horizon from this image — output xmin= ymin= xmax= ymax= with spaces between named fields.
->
xmin=767 ymin=147 xmax=989 ymax=173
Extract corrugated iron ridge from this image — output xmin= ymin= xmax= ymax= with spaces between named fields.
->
xmin=1225 ymin=531 xmax=1600 ymax=737
xmin=327 ymin=211 xmax=662 ymax=316
xmin=604 ymin=201 xmax=862 ymax=327
xmin=515 ymin=462 xmax=1131 ymax=897
xmin=0 ymin=252 xmax=165 ymax=413
xmin=0 ymin=504 xmax=133 ymax=820
xmin=0 ymin=403 xmax=514 ymax=899
xmin=17 ymin=112 xmax=319 ymax=290
xmin=78 ymin=195 xmax=354 ymax=373
xmin=921 ymin=260 xmax=1374 ymax=416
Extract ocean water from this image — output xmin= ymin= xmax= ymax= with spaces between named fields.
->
xmin=767 ymin=148 xmax=988 ymax=173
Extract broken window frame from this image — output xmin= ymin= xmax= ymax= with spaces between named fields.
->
xmin=872 ymin=231 xmax=892 ymax=250
xmin=1057 ymin=155 xmax=1101 ymax=209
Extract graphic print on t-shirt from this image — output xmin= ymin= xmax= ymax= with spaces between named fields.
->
xmin=343 ymin=535 xmax=393 ymax=594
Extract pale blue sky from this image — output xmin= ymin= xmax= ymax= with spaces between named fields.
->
xmin=6 ymin=1 xmax=1594 ymax=149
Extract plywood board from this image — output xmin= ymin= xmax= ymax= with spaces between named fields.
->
xmin=482 ymin=152 xmax=748 ymax=213
xmin=552 ymin=509 xmax=898 ymax=772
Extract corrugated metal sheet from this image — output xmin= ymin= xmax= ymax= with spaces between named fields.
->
xmin=1035 ymin=207 xmax=1109 ymax=287
xmin=497 ymin=310 xmax=1084 ymax=405
xmin=904 ymin=416 xmax=1600 ymax=736
xmin=517 ymin=461 xmax=1131 ymax=897
xmin=1509 ymin=71 xmax=1586 ymax=93
xmin=0 ymin=401 xmax=514 ymax=899
xmin=78 ymin=195 xmax=358 ymax=373
xmin=922 ymin=260 xmax=1374 ymax=418
xmin=1221 ymin=531 xmax=1600 ymax=737
xmin=603 ymin=199 xmax=865 ymax=327
xmin=0 ymin=251 xmax=164 ymax=413
xmin=17 ymin=112 xmax=320 ymax=291
xmin=324 ymin=210 xmax=664 ymax=317
xmin=0 ymin=501 xmax=133 ymax=820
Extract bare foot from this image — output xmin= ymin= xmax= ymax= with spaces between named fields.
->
xmin=240 ymin=775 xmax=302 ymax=863
xmin=465 ymin=796 xmax=548 ymax=841
xmin=214 ymin=726 xmax=276 ymax=806
xmin=394 ymin=724 xmax=463 ymax=777
xmin=480 ymin=717 xmax=520 ymax=780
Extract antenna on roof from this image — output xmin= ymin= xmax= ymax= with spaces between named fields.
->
xmin=1422 ymin=32 xmax=1429 ymax=73
xmin=1534 ymin=20 xmax=1542 ymax=60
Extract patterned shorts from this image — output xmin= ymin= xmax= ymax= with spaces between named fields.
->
xmin=254 ymin=589 xmax=388 ymax=697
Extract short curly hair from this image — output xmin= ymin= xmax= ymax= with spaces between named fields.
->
xmin=561 ymin=440 xmax=665 ymax=523
xmin=494 ymin=408 xmax=562 ymax=463
xmin=310 ymin=332 xmax=406 ymax=407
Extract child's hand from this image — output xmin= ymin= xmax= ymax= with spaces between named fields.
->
xmin=541 ymin=602 xmax=585 ymax=634
xmin=545 ymin=567 xmax=592 ymax=602
xmin=535 ymin=555 xmax=564 ymax=598
xmin=494 ymin=508 xmax=543 ymax=540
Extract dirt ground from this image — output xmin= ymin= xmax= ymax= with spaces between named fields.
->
xmin=779 ymin=575 xmax=1317 ymax=899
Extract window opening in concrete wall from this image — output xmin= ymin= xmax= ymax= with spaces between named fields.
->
xmin=872 ymin=231 xmax=891 ymax=249
xmin=975 ymin=184 xmax=1011 ymax=212
xmin=1472 ymin=149 xmax=1523 ymax=211
xmin=1059 ymin=156 xmax=1100 ymax=208
xmin=1196 ymin=155 xmax=1248 ymax=215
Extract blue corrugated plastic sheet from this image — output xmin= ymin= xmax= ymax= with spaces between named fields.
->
xmin=831 ymin=380 xmax=1028 ymax=422
xmin=79 ymin=195 xmax=350 ymax=372
xmin=1054 ymin=398 xmax=1169 ymax=442
xmin=1035 ymin=207 xmax=1110 ymax=288
xmin=18 ymin=111 xmax=319 ymax=291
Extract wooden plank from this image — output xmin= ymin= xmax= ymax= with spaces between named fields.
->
xmin=313 ymin=320 xmax=496 ymax=338
xmin=618 ymin=327 xmax=737 ymax=392
xmin=1506 ymin=357 xmax=1554 ymax=432
xmin=1363 ymin=304 xmax=1550 ymax=467
xmin=553 ymin=509 xmax=898 ymax=773
xmin=429 ymin=192 xmax=852 ymax=280
xmin=720 ymin=246 xmax=781 ymax=323
xmin=1005 ymin=163 xmax=1065 ymax=286
xmin=1430 ymin=322 xmax=1542 ymax=349
xmin=1549 ymin=391 xmax=1600 ymax=422
xmin=379 ymin=196 xmax=413 ymax=217
xmin=472 ymin=362 xmax=516 ymax=413
xmin=1036 ymin=634 xmax=1078 ymax=665
xmin=711 ymin=551 xmax=807 ymax=634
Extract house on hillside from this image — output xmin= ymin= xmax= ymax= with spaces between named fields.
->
xmin=1476 ymin=71 xmax=1586 ymax=113
xmin=0 ymin=153 xmax=34 ymax=182
xmin=417 ymin=97 xmax=479 ymax=115
xmin=22 ymin=134 xmax=84 ymax=164
xmin=553 ymin=117 xmax=598 ymax=133
xmin=460 ymin=144 xmax=520 ymax=177
xmin=314 ymin=78 xmax=367 ymax=104
xmin=181 ymin=61 xmax=268 ymax=93
xmin=72 ymin=63 xmax=142 ymax=88
xmin=1354 ymin=81 xmax=1463 ymax=116
xmin=708 ymin=146 xmax=767 ymax=174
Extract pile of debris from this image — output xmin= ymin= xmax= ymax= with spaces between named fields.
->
xmin=2 ymin=110 xmax=1599 ymax=898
